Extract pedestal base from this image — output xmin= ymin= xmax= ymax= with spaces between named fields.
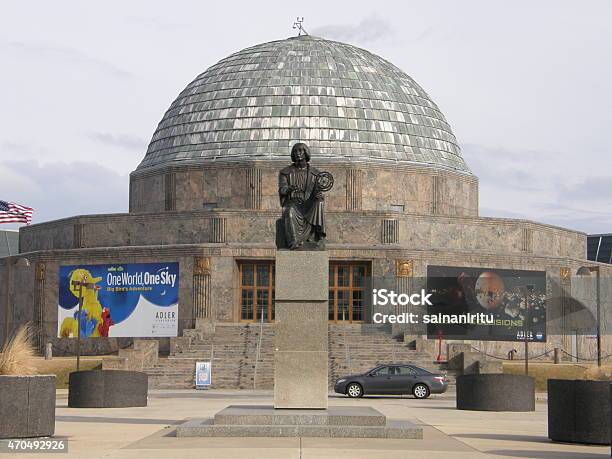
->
xmin=176 ymin=405 xmax=423 ymax=439
xmin=274 ymin=250 xmax=329 ymax=409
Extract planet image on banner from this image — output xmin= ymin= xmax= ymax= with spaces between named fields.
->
xmin=475 ymin=271 xmax=505 ymax=310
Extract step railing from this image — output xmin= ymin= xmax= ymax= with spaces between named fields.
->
xmin=253 ymin=307 xmax=266 ymax=389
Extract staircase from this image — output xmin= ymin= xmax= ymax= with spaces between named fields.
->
xmin=146 ymin=323 xmax=274 ymax=389
xmin=328 ymin=324 xmax=445 ymax=380
xmin=144 ymin=323 xmax=454 ymax=389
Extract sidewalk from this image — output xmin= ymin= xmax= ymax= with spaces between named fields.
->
xmin=3 ymin=389 xmax=606 ymax=458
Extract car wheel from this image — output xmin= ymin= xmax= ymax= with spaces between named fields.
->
xmin=413 ymin=383 xmax=430 ymax=399
xmin=346 ymin=383 xmax=363 ymax=398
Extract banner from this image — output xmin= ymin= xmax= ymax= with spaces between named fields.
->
xmin=195 ymin=361 xmax=212 ymax=388
xmin=57 ymin=262 xmax=179 ymax=338
xmin=426 ymin=265 xmax=546 ymax=342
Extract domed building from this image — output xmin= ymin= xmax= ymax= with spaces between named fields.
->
xmin=3 ymin=35 xmax=608 ymax=387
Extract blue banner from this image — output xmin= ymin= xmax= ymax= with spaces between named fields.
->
xmin=58 ymin=262 xmax=179 ymax=338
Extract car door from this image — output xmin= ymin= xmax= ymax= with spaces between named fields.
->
xmin=363 ymin=366 xmax=394 ymax=394
xmin=393 ymin=365 xmax=418 ymax=394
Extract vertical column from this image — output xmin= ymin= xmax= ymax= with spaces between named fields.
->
xmin=274 ymin=250 xmax=328 ymax=409
xmin=346 ymin=169 xmax=363 ymax=210
xmin=129 ymin=176 xmax=135 ymax=212
xmin=432 ymin=175 xmax=440 ymax=215
xmin=395 ymin=260 xmax=414 ymax=316
xmin=559 ymin=267 xmax=571 ymax=352
xmin=73 ymin=223 xmax=84 ymax=249
xmin=246 ymin=168 xmax=262 ymax=209
xmin=193 ymin=257 xmax=212 ymax=320
xmin=209 ymin=217 xmax=227 ymax=243
xmin=381 ymin=219 xmax=399 ymax=244
xmin=34 ymin=262 xmax=46 ymax=352
xmin=521 ymin=227 xmax=533 ymax=253
xmin=165 ymin=172 xmax=176 ymax=211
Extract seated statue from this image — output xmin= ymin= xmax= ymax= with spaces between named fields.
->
xmin=278 ymin=143 xmax=333 ymax=250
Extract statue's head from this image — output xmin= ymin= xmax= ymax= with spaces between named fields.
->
xmin=290 ymin=142 xmax=310 ymax=163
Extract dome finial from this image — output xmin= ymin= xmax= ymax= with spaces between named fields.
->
xmin=293 ymin=17 xmax=308 ymax=36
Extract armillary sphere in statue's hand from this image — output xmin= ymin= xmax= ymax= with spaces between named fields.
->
xmin=315 ymin=171 xmax=334 ymax=192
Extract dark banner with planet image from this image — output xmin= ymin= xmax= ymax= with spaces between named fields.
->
xmin=57 ymin=262 xmax=179 ymax=338
xmin=426 ymin=266 xmax=546 ymax=342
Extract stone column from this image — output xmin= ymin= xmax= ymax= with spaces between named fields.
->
xmin=274 ymin=250 xmax=328 ymax=409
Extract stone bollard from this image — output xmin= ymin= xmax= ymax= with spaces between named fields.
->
xmin=548 ymin=379 xmax=610 ymax=444
xmin=553 ymin=347 xmax=559 ymax=364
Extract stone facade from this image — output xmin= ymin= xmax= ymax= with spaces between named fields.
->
xmin=129 ymin=162 xmax=478 ymax=217
xmin=2 ymin=235 xmax=610 ymax=359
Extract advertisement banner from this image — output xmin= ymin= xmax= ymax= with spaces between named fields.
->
xmin=57 ymin=262 xmax=179 ymax=338
xmin=426 ymin=265 xmax=546 ymax=342
xmin=195 ymin=361 xmax=212 ymax=388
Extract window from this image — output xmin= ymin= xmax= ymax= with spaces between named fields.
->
xmin=396 ymin=366 xmax=417 ymax=376
xmin=239 ymin=262 xmax=275 ymax=322
xmin=329 ymin=262 xmax=368 ymax=322
xmin=372 ymin=366 xmax=391 ymax=376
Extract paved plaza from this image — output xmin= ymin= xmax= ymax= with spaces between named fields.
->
xmin=3 ymin=389 xmax=608 ymax=459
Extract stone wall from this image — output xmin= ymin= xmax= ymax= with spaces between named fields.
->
xmin=129 ymin=161 xmax=479 ymax=217
xmin=19 ymin=211 xmax=586 ymax=260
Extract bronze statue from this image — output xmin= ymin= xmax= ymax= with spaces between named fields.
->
xmin=278 ymin=143 xmax=334 ymax=249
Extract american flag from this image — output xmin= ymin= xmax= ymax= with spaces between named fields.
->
xmin=0 ymin=200 xmax=34 ymax=224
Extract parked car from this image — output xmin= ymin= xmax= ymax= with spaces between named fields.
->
xmin=334 ymin=364 xmax=449 ymax=399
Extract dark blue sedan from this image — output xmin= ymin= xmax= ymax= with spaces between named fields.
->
xmin=334 ymin=364 xmax=449 ymax=399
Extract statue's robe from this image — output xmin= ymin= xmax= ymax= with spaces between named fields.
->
xmin=278 ymin=164 xmax=326 ymax=248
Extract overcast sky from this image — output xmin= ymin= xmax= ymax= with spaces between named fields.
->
xmin=1 ymin=0 xmax=610 ymax=233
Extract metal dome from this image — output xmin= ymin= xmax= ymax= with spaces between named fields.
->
xmin=138 ymin=35 xmax=471 ymax=174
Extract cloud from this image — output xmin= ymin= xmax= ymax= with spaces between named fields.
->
xmin=559 ymin=176 xmax=612 ymax=204
xmin=124 ymin=15 xmax=193 ymax=31
xmin=462 ymin=143 xmax=552 ymax=192
xmin=6 ymin=41 xmax=131 ymax=79
xmin=1 ymin=140 xmax=50 ymax=158
xmin=88 ymin=132 xmax=148 ymax=151
xmin=462 ymin=143 xmax=612 ymax=234
xmin=0 ymin=159 xmax=128 ymax=227
xmin=311 ymin=16 xmax=395 ymax=44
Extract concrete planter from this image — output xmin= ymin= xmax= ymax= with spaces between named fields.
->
xmin=548 ymin=379 xmax=610 ymax=445
xmin=68 ymin=370 xmax=148 ymax=408
xmin=456 ymin=374 xmax=535 ymax=411
xmin=0 ymin=375 xmax=56 ymax=438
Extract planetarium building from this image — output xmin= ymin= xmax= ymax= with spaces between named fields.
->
xmin=2 ymin=35 xmax=609 ymax=388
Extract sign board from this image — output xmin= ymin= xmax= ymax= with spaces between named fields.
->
xmin=57 ymin=262 xmax=179 ymax=338
xmin=195 ymin=361 xmax=212 ymax=388
xmin=427 ymin=265 xmax=546 ymax=342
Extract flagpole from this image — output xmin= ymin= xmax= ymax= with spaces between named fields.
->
xmin=2 ymin=257 xmax=10 ymax=348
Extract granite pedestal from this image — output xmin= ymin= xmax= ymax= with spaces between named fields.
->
xmin=0 ymin=375 xmax=56 ymax=438
xmin=548 ymin=379 xmax=610 ymax=445
xmin=68 ymin=370 xmax=148 ymax=408
xmin=176 ymin=405 xmax=423 ymax=438
xmin=456 ymin=374 xmax=535 ymax=411
xmin=274 ymin=250 xmax=328 ymax=409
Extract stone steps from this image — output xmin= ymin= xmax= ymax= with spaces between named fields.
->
xmin=143 ymin=324 xmax=445 ymax=389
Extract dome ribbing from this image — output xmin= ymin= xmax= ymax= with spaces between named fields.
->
xmin=139 ymin=35 xmax=470 ymax=174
